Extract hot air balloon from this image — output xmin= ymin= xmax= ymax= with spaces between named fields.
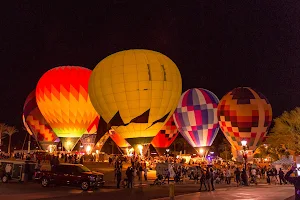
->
xmin=88 ymin=49 xmax=182 ymax=150
xmin=151 ymin=117 xmax=179 ymax=156
xmin=22 ymin=114 xmax=34 ymax=136
xmin=173 ymin=88 xmax=220 ymax=151
xmin=109 ymin=130 xmax=132 ymax=154
xmin=95 ymin=132 xmax=110 ymax=152
xmin=23 ymin=90 xmax=59 ymax=151
xmin=80 ymin=116 xmax=100 ymax=154
xmin=36 ymin=66 xmax=99 ymax=151
xmin=217 ymin=87 xmax=272 ymax=151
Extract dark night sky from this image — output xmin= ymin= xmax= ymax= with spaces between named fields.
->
xmin=1 ymin=1 xmax=300 ymax=144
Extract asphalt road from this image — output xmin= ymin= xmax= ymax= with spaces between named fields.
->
xmin=0 ymin=162 xmax=295 ymax=200
xmin=0 ymin=179 xmax=295 ymax=200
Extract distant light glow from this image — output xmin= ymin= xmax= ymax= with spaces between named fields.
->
xmin=199 ymin=148 xmax=204 ymax=155
xmin=86 ymin=145 xmax=92 ymax=154
xmin=137 ymin=144 xmax=143 ymax=155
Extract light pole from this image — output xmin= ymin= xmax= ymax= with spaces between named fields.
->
xmin=241 ymin=140 xmax=249 ymax=186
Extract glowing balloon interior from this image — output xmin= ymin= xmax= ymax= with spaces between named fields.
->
xmin=88 ymin=49 xmax=182 ymax=141
xmin=36 ymin=66 xmax=98 ymax=138
xmin=173 ymin=88 xmax=219 ymax=148
xmin=217 ymin=87 xmax=272 ymax=151
xmin=109 ymin=130 xmax=131 ymax=148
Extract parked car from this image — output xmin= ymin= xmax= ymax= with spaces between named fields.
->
xmin=35 ymin=163 xmax=104 ymax=190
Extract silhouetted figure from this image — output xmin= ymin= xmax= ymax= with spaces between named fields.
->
xmin=285 ymin=166 xmax=300 ymax=199
xmin=116 ymin=168 xmax=122 ymax=189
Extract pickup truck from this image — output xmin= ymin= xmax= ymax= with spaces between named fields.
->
xmin=35 ymin=163 xmax=104 ymax=191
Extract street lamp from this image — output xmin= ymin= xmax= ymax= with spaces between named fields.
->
xmin=241 ymin=139 xmax=249 ymax=186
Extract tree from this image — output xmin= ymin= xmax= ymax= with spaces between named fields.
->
xmin=5 ymin=126 xmax=18 ymax=155
xmin=267 ymin=107 xmax=300 ymax=153
xmin=0 ymin=123 xmax=7 ymax=145
xmin=218 ymin=138 xmax=232 ymax=161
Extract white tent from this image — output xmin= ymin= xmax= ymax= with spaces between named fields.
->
xmin=272 ymin=156 xmax=294 ymax=171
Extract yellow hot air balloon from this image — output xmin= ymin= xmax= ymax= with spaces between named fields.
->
xmin=89 ymin=49 xmax=182 ymax=145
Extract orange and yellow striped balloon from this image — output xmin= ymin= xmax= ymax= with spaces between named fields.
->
xmin=36 ymin=66 xmax=98 ymax=138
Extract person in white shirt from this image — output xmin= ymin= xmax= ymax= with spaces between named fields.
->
xmin=226 ymin=168 xmax=231 ymax=184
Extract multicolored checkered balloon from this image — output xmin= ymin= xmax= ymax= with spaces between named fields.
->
xmin=217 ymin=87 xmax=272 ymax=151
xmin=173 ymin=88 xmax=219 ymax=148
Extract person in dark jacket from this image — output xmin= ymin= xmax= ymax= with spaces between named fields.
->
xmin=126 ymin=167 xmax=133 ymax=188
xmin=234 ymin=168 xmax=241 ymax=187
xmin=210 ymin=168 xmax=215 ymax=191
xmin=279 ymin=168 xmax=286 ymax=185
xmin=285 ymin=166 xmax=300 ymax=200
xmin=116 ymin=168 xmax=122 ymax=188
xmin=199 ymin=170 xmax=207 ymax=191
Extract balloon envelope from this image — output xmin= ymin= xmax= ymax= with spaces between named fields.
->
xmin=36 ymin=66 xmax=98 ymax=138
xmin=151 ymin=117 xmax=178 ymax=148
xmin=88 ymin=49 xmax=182 ymax=142
xmin=23 ymin=90 xmax=58 ymax=145
xmin=22 ymin=114 xmax=34 ymax=136
xmin=173 ymin=88 xmax=219 ymax=148
xmin=95 ymin=132 xmax=110 ymax=151
xmin=217 ymin=87 xmax=272 ymax=151
xmin=109 ymin=130 xmax=131 ymax=148
xmin=84 ymin=116 xmax=100 ymax=134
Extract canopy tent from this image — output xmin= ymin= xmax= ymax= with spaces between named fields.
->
xmin=272 ymin=156 xmax=294 ymax=171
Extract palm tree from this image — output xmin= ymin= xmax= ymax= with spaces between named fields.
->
xmin=5 ymin=126 xmax=18 ymax=155
xmin=0 ymin=123 xmax=7 ymax=145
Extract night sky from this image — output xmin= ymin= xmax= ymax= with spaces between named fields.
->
xmin=1 ymin=1 xmax=300 ymax=144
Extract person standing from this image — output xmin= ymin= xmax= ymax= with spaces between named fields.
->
xmin=210 ymin=168 xmax=215 ymax=191
xmin=279 ymin=168 xmax=286 ymax=185
xmin=199 ymin=169 xmax=207 ymax=191
xmin=126 ymin=167 xmax=133 ymax=188
xmin=205 ymin=168 xmax=212 ymax=191
xmin=251 ymin=168 xmax=257 ymax=185
xmin=285 ymin=166 xmax=300 ymax=200
xmin=226 ymin=167 xmax=231 ymax=184
xmin=116 ymin=168 xmax=122 ymax=188
xmin=234 ymin=168 xmax=241 ymax=187
xmin=273 ymin=167 xmax=278 ymax=184
xmin=144 ymin=167 xmax=148 ymax=181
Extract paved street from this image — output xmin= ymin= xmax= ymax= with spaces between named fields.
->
xmin=155 ymin=185 xmax=294 ymax=200
xmin=0 ymin=179 xmax=295 ymax=200
xmin=0 ymin=162 xmax=295 ymax=200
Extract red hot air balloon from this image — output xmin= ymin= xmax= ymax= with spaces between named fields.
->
xmin=23 ymin=90 xmax=59 ymax=151
xmin=217 ymin=87 xmax=272 ymax=151
xmin=36 ymin=66 xmax=98 ymax=151
xmin=151 ymin=117 xmax=179 ymax=156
